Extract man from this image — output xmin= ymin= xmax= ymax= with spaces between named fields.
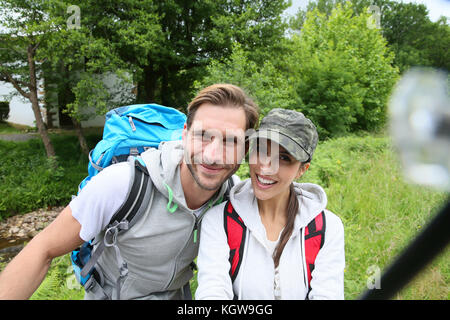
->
xmin=0 ymin=83 xmax=259 ymax=299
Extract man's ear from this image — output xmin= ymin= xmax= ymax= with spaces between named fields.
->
xmin=181 ymin=123 xmax=188 ymax=142
xmin=296 ymin=162 xmax=310 ymax=180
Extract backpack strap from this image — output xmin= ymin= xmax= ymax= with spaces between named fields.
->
xmin=79 ymin=156 xmax=153 ymax=299
xmin=223 ymin=202 xmax=327 ymax=299
xmin=223 ymin=177 xmax=235 ymax=202
xmin=223 ymin=201 xmax=247 ymax=283
xmin=304 ymin=211 xmax=326 ymax=295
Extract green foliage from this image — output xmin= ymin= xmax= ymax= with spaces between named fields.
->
xmin=0 ymin=133 xmax=101 ymax=220
xmin=198 ymin=4 xmax=398 ymax=139
xmin=194 ymin=43 xmax=296 ymax=117
xmin=0 ymin=122 xmax=33 ymax=133
xmin=30 ymin=254 xmax=84 ymax=300
xmin=288 ymin=4 xmax=399 ymax=138
xmin=310 ymin=135 xmax=448 ymax=299
xmin=235 ymin=133 xmax=447 ymax=299
xmin=0 ymin=101 xmax=9 ymax=122
xmin=294 ymin=0 xmax=450 ymax=73
xmin=372 ymin=0 xmax=450 ymax=73
xmin=301 ymin=133 xmax=388 ymax=187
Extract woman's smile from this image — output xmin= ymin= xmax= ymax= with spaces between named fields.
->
xmin=255 ymin=174 xmax=278 ymax=189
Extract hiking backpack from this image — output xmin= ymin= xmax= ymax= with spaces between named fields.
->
xmin=70 ymin=103 xmax=186 ymax=297
xmin=78 ymin=103 xmax=187 ymax=191
xmin=223 ymin=200 xmax=326 ymax=299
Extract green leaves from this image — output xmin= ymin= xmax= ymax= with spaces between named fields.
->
xmin=194 ymin=42 xmax=295 ymax=117
xmin=197 ymin=3 xmax=398 ymax=139
xmin=0 ymin=134 xmax=98 ymax=220
xmin=288 ymin=3 xmax=398 ymax=137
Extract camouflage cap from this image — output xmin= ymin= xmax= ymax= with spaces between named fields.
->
xmin=249 ymin=108 xmax=318 ymax=162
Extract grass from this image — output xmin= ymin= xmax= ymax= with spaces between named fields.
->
xmin=237 ymin=132 xmax=448 ymax=299
xmin=0 ymin=121 xmax=35 ymax=134
xmin=0 ymin=131 xmax=101 ymax=220
xmin=305 ymin=134 xmax=448 ymax=299
xmin=1 ymin=132 xmax=448 ymax=299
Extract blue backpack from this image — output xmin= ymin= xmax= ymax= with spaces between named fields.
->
xmin=70 ymin=103 xmax=186 ymax=298
xmin=78 ymin=103 xmax=187 ymax=191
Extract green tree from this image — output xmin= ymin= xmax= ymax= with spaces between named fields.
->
xmin=70 ymin=0 xmax=290 ymax=109
xmin=376 ymin=0 xmax=449 ymax=72
xmin=288 ymin=4 xmax=399 ymax=137
xmin=293 ymin=0 xmax=450 ymax=73
xmin=0 ymin=1 xmax=137 ymax=157
xmin=0 ymin=0 xmax=60 ymax=157
xmin=194 ymin=42 xmax=295 ymax=116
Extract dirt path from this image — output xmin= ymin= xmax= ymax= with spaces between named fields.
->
xmin=0 ymin=133 xmax=39 ymax=142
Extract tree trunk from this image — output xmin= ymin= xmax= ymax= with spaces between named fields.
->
xmin=137 ymin=64 xmax=157 ymax=103
xmin=71 ymin=117 xmax=89 ymax=155
xmin=27 ymin=44 xmax=56 ymax=158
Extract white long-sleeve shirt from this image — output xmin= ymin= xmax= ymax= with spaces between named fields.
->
xmin=195 ymin=179 xmax=345 ymax=300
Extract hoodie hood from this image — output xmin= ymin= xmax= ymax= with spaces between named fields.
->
xmin=229 ymin=179 xmax=327 ymax=244
xmin=140 ymin=140 xmax=228 ymax=213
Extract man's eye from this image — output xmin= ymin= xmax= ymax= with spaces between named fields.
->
xmin=280 ymin=154 xmax=291 ymax=162
xmin=225 ymin=137 xmax=237 ymax=144
xmin=194 ymin=132 xmax=211 ymax=141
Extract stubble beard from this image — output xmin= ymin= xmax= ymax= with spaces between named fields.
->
xmin=186 ymin=162 xmax=239 ymax=191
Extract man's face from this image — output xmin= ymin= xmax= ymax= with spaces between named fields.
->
xmin=182 ymin=103 xmax=247 ymax=191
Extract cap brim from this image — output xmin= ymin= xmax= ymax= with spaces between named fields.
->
xmin=248 ymin=129 xmax=310 ymax=162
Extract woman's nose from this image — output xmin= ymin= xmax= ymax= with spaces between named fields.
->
xmin=258 ymin=153 xmax=278 ymax=175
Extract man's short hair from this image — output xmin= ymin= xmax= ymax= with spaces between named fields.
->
xmin=187 ymin=84 xmax=259 ymax=131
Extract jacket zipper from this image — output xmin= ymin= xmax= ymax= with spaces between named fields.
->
xmin=166 ymin=209 xmax=199 ymax=289
xmin=166 ymin=195 xmax=220 ymax=289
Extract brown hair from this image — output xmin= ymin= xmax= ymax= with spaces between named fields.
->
xmin=186 ymin=84 xmax=259 ymax=131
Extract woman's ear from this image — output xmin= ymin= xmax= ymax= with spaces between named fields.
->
xmin=296 ymin=162 xmax=310 ymax=180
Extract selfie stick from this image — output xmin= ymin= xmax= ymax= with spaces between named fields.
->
xmin=359 ymin=199 xmax=450 ymax=300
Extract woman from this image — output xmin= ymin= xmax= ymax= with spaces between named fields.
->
xmin=195 ymin=108 xmax=345 ymax=300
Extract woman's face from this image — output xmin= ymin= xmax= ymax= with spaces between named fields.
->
xmin=249 ymin=139 xmax=309 ymax=201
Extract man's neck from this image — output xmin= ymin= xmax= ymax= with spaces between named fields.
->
xmin=179 ymin=162 xmax=219 ymax=210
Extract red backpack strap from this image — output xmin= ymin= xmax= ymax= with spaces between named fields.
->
xmin=223 ymin=201 xmax=247 ymax=283
xmin=304 ymin=211 xmax=326 ymax=288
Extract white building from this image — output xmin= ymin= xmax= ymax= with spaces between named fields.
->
xmin=0 ymin=72 xmax=134 ymax=128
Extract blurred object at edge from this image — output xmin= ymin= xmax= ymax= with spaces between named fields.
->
xmin=389 ymin=68 xmax=450 ymax=191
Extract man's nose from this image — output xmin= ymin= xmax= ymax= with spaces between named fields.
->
xmin=202 ymin=138 xmax=223 ymax=164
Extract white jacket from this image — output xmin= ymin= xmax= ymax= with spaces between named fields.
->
xmin=195 ymin=179 xmax=345 ymax=300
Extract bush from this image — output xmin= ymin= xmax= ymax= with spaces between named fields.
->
xmin=288 ymin=4 xmax=399 ymax=138
xmin=0 ymin=101 xmax=10 ymax=122
xmin=0 ymin=133 xmax=101 ymax=220
xmin=193 ymin=43 xmax=295 ymax=118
